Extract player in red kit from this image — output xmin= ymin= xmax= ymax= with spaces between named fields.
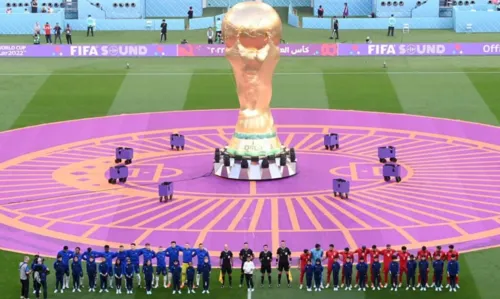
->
xmin=380 ymin=244 xmax=395 ymax=287
xmin=354 ymin=246 xmax=369 ymax=287
xmin=369 ymin=245 xmax=381 ymax=288
xmin=339 ymin=247 xmax=354 ymax=287
xmin=431 ymin=246 xmax=446 ymax=287
xmin=323 ymin=244 xmax=338 ymax=288
xmin=298 ymin=249 xmax=310 ymax=289
xmin=416 ymin=246 xmax=431 ymax=287
xmin=397 ymin=246 xmax=410 ymax=287
xmin=446 ymin=245 xmax=459 ymax=289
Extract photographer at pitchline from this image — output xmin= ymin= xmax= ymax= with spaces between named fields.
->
xmin=207 ymin=27 xmax=214 ymax=44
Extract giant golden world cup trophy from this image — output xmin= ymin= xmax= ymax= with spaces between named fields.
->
xmin=213 ymin=0 xmax=297 ymax=181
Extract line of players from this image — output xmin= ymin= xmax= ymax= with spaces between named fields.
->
xmin=36 ymin=240 xmax=460 ymax=297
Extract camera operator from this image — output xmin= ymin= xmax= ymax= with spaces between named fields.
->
xmin=33 ymin=257 xmax=49 ymax=299
xmin=19 ymin=256 xmax=31 ymax=299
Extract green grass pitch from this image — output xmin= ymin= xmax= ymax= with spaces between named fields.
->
xmin=1 ymin=22 xmax=500 ymax=299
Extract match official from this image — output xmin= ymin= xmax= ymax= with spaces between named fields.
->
xmin=276 ymin=240 xmax=292 ymax=287
xmin=259 ymin=245 xmax=272 ymax=287
xmin=239 ymin=242 xmax=254 ymax=288
xmin=219 ymin=244 xmax=234 ymax=288
xmin=388 ymin=14 xmax=395 ymax=37
xmin=19 ymin=256 xmax=31 ymax=299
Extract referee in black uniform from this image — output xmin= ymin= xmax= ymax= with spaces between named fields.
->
xmin=276 ymin=240 xmax=292 ymax=287
xmin=239 ymin=242 xmax=254 ymax=288
xmin=259 ymin=245 xmax=272 ymax=287
xmin=219 ymin=244 xmax=233 ymax=288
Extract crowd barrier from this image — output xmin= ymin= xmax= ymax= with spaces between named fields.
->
xmin=1 ymin=43 xmax=500 ymax=57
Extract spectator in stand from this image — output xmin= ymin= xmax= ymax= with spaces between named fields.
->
xmin=65 ymin=24 xmax=72 ymax=44
xmin=6 ymin=8 xmax=12 ymax=14
xmin=53 ymin=22 xmax=62 ymax=44
xmin=47 ymin=6 xmax=53 ymax=13
xmin=31 ymin=0 xmax=38 ymax=13
xmin=188 ymin=6 xmax=194 ymax=19
xmin=317 ymin=5 xmax=324 ymax=18
xmin=343 ymin=2 xmax=349 ymax=18
xmin=43 ymin=22 xmax=52 ymax=44
xmin=41 ymin=5 xmax=47 ymax=13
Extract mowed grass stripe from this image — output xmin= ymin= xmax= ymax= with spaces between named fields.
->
xmin=12 ymin=69 xmax=127 ymax=128
xmin=0 ymin=75 xmax=50 ymax=131
xmin=323 ymin=69 xmax=403 ymax=113
xmin=389 ymin=71 xmax=499 ymax=125
xmin=272 ymin=72 xmax=329 ymax=109
xmin=107 ymin=72 xmax=192 ymax=115
xmin=465 ymin=71 xmax=500 ymax=124
xmin=465 ymin=249 xmax=499 ymax=299
xmin=183 ymin=69 xmax=238 ymax=110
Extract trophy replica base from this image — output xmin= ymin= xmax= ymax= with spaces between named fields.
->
xmin=213 ymin=147 xmax=297 ymax=181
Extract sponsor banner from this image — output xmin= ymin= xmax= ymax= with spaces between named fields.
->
xmin=177 ymin=43 xmax=336 ymax=57
xmin=338 ymin=43 xmax=500 ymax=56
xmin=0 ymin=43 xmax=499 ymax=57
xmin=0 ymin=44 xmax=177 ymax=57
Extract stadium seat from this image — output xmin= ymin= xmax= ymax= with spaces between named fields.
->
xmin=145 ymin=20 xmax=153 ymax=30
xmin=403 ymin=24 xmax=410 ymax=33
xmin=465 ymin=23 xmax=472 ymax=33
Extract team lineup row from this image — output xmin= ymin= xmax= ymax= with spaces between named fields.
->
xmin=21 ymin=240 xmax=461 ymax=299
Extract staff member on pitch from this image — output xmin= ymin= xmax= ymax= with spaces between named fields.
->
xmin=65 ymin=24 xmax=72 ymax=44
xmin=19 ymin=256 xmax=31 ymax=299
xmin=388 ymin=14 xmax=396 ymax=37
xmin=207 ymin=27 xmax=214 ymax=44
xmin=330 ymin=17 xmax=339 ymax=40
xmin=87 ymin=14 xmax=95 ymax=37
xmin=160 ymin=19 xmax=167 ymax=42
xmin=215 ymin=17 xmax=222 ymax=43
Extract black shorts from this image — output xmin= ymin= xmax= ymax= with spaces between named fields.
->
xmin=260 ymin=265 xmax=271 ymax=274
xmin=278 ymin=262 xmax=290 ymax=272
xmin=221 ymin=265 xmax=232 ymax=275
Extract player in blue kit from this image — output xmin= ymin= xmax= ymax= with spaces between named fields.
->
xmin=389 ymin=255 xmax=399 ymax=291
xmin=57 ymin=245 xmax=73 ymax=289
xmin=331 ymin=255 xmax=341 ymax=291
xmin=356 ymin=257 xmax=368 ymax=291
xmin=86 ymin=256 xmax=97 ymax=292
xmin=126 ymin=243 xmax=143 ymax=287
xmin=154 ymin=246 xmax=168 ymax=288
xmin=433 ymin=254 xmax=444 ymax=291
xmin=313 ymin=259 xmax=323 ymax=292
xmin=186 ymin=262 xmax=196 ymax=294
xmin=406 ymin=254 xmax=417 ymax=291
xmin=166 ymin=241 xmax=183 ymax=288
xmin=71 ymin=256 xmax=83 ymax=292
xmin=181 ymin=243 xmax=197 ymax=287
xmin=304 ymin=260 xmax=314 ymax=292
xmin=195 ymin=243 xmax=210 ymax=288
xmin=371 ymin=255 xmax=382 ymax=291
xmin=447 ymin=254 xmax=459 ymax=292
xmin=96 ymin=245 xmax=117 ymax=288
xmin=343 ymin=256 xmax=353 ymax=291
xmin=116 ymin=246 xmax=128 ymax=271
xmin=418 ymin=255 xmax=429 ymax=291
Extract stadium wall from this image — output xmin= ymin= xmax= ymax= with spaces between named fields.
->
xmin=312 ymin=0 xmax=372 ymax=17
xmin=77 ymin=1 xmax=145 ymax=19
xmin=0 ymin=11 xmax=64 ymax=34
xmin=302 ymin=16 xmax=453 ymax=29
xmin=288 ymin=4 xmax=299 ymax=27
xmin=145 ymin=0 xmax=203 ymax=17
xmin=453 ymin=6 xmax=500 ymax=33
xmin=189 ymin=16 xmax=214 ymax=30
xmin=206 ymin=0 xmax=310 ymax=7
